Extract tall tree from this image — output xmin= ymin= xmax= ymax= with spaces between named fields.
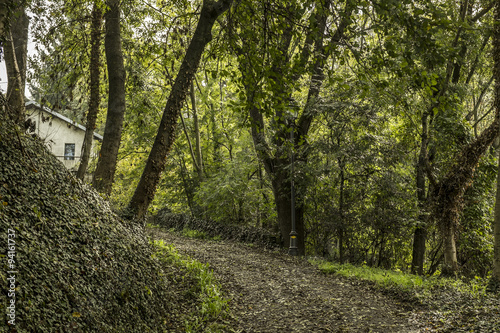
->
xmin=93 ymin=0 xmax=126 ymax=194
xmin=127 ymin=0 xmax=233 ymax=219
xmin=235 ymin=0 xmax=353 ymax=254
xmin=427 ymin=1 xmax=499 ymax=277
xmin=191 ymin=80 xmax=204 ymax=181
xmin=2 ymin=1 xmax=28 ymax=125
xmin=392 ymin=0 xmax=496 ymax=276
xmin=77 ymin=2 xmax=102 ymax=180
xmin=490 ymin=0 xmax=500 ymax=291
xmin=411 ymin=111 xmax=430 ymax=275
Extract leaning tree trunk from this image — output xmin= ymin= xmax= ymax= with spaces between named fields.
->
xmin=434 ymin=113 xmax=499 ymax=276
xmin=77 ymin=3 xmax=102 ymax=180
xmin=92 ymin=0 xmax=126 ymax=195
xmin=489 ymin=0 xmax=500 ymax=291
xmin=127 ymin=0 xmax=233 ymax=219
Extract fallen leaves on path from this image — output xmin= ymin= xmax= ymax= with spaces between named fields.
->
xmin=148 ymin=228 xmax=419 ymax=332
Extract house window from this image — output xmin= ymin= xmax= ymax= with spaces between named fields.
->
xmin=64 ymin=143 xmax=75 ymax=160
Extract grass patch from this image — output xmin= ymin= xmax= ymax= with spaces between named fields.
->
xmin=152 ymin=239 xmax=228 ymax=332
xmin=309 ymin=259 xmax=488 ymax=298
xmin=182 ymin=227 xmax=208 ymax=239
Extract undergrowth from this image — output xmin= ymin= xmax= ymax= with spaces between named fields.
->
xmin=152 ymin=239 xmax=229 ymax=332
xmin=309 ymin=259 xmax=487 ymax=298
xmin=152 ymin=210 xmax=280 ymax=248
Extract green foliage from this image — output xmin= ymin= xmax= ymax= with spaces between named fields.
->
xmin=459 ymin=154 xmax=498 ymax=278
xmin=182 ymin=227 xmax=208 ymax=239
xmin=194 ymin=132 xmax=275 ymax=226
xmin=29 ymin=0 xmax=100 ymax=121
xmin=26 ymin=0 xmax=500 ymax=285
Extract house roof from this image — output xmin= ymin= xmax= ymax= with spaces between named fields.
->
xmin=26 ymin=100 xmax=103 ymax=141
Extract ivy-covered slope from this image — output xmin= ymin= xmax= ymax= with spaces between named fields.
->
xmin=0 ymin=119 xmax=177 ymax=331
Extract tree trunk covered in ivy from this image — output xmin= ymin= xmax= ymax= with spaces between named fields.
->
xmin=490 ymin=0 xmax=500 ymax=291
xmin=77 ymin=3 xmax=102 ymax=180
xmin=93 ymin=0 xmax=126 ymax=195
xmin=127 ymin=0 xmax=233 ymax=219
xmin=434 ymin=114 xmax=499 ymax=276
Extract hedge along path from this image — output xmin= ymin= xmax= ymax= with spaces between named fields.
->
xmin=147 ymin=228 xmax=420 ymax=332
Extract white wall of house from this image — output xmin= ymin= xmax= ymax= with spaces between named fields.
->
xmin=25 ymin=101 xmax=102 ymax=170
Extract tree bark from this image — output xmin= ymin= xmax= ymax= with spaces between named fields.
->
xmin=92 ymin=0 xmax=126 ymax=194
xmin=272 ymin=165 xmax=306 ymax=253
xmin=191 ymin=80 xmax=204 ymax=181
xmin=3 ymin=3 xmax=28 ymax=126
xmin=77 ymin=3 xmax=102 ymax=180
xmin=10 ymin=4 xmax=28 ymax=92
xmin=492 ymin=141 xmax=500 ymax=290
xmin=338 ymin=155 xmax=346 ymax=263
xmin=489 ymin=0 xmax=500 ymax=291
xmin=411 ymin=112 xmax=429 ymax=275
xmin=127 ymin=0 xmax=233 ymax=219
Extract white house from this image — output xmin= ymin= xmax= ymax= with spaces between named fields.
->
xmin=25 ymin=101 xmax=103 ymax=170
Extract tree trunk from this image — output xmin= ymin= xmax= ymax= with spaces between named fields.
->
xmin=191 ymin=81 xmax=204 ymax=181
xmin=489 ymin=0 xmax=500 ymax=291
xmin=3 ymin=3 xmax=28 ymax=126
xmin=272 ymin=169 xmax=305 ymax=254
xmin=338 ymin=156 xmax=346 ymax=264
xmin=92 ymin=0 xmax=126 ymax=195
xmin=242 ymin=1 xmax=351 ymax=255
xmin=127 ymin=0 xmax=233 ymax=219
xmin=10 ymin=4 xmax=28 ymax=92
xmin=492 ymin=143 xmax=500 ymax=290
xmin=434 ymin=114 xmax=499 ymax=276
xmin=77 ymin=3 xmax=102 ymax=180
xmin=411 ymin=112 xmax=429 ymax=275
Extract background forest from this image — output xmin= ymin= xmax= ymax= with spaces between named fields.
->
xmin=6 ymin=0 xmax=500 ymax=282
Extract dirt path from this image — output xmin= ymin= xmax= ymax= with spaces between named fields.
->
xmin=148 ymin=228 xmax=421 ymax=332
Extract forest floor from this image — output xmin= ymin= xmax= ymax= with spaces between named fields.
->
xmin=147 ymin=227 xmax=444 ymax=333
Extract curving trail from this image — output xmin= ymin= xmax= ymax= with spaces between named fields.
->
xmin=148 ymin=228 xmax=421 ymax=332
